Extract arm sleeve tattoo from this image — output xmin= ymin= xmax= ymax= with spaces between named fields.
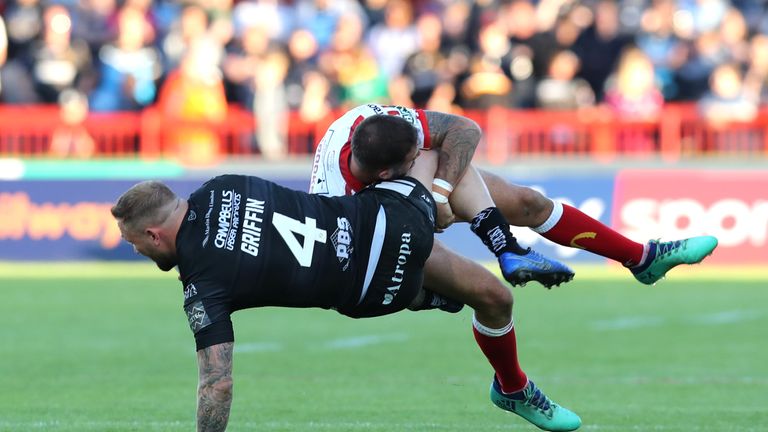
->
xmin=425 ymin=111 xmax=481 ymax=188
xmin=197 ymin=342 xmax=234 ymax=432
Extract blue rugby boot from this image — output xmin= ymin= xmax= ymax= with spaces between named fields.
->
xmin=490 ymin=377 xmax=581 ymax=431
xmin=631 ymin=236 xmax=718 ymax=285
xmin=499 ymin=250 xmax=574 ymax=288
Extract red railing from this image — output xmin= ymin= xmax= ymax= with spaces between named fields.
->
xmin=0 ymin=104 xmax=766 ymax=164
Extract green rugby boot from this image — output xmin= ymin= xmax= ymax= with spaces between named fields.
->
xmin=631 ymin=236 xmax=719 ymax=285
xmin=490 ymin=377 xmax=581 ymax=431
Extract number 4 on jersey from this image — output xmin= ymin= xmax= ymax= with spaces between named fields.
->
xmin=272 ymin=212 xmax=327 ymax=267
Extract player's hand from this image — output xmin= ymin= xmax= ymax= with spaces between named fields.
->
xmin=435 ymin=201 xmax=455 ymax=232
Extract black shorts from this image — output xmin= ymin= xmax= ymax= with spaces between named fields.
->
xmin=337 ymin=178 xmax=436 ymax=318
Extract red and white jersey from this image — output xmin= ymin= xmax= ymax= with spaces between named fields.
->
xmin=308 ymin=104 xmax=432 ymax=197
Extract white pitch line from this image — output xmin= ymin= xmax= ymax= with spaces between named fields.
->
xmin=320 ymin=333 xmax=409 ymax=349
xmin=233 ymin=333 xmax=410 ymax=354
xmin=591 ymin=309 xmax=765 ymax=331
xmin=591 ymin=316 xmax=666 ymax=331
xmin=687 ymin=309 xmax=764 ymax=325
xmin=234 ymin=341 xmax=284 ymax=353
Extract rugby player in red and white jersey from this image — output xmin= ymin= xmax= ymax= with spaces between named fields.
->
xmin=309 ymin=104 xmax=718 ymax=287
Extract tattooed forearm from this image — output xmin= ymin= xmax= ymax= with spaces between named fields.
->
xmin=197 ymin=342 xmax=234 ymax=432
xmin=425 ymin=111 xmax=481 ymax=186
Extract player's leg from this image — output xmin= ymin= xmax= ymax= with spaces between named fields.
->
xmin=423 ymin=240 xmax=581 ymax=431
xmin=479 ymin=169 xmax=718 ymax=285
xmin=412 ymin=151 xmax=573 ymax=288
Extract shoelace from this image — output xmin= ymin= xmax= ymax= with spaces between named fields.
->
xmin=655 ymin=240 xmax=684 ymax=257
xmin=525 ymin=386 xmax=552 ymax=413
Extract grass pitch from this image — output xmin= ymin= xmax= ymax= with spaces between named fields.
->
xmin=1 ymin=264 xmax=766 ymax=432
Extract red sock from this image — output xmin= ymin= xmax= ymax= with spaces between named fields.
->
xmin=536 ymin=202 xmax=645 ymax=267
xmin=472 ymin=316 xmax=527 ymax=394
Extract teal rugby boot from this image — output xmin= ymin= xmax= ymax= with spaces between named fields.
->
xmin=631 ymin=236 xmax=719 ymax=285
xmin=490 ymin=377 xmax=581 ymax=431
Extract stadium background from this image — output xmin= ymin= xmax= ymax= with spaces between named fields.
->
xmin=1 ymin=0 xmax=766 ymax=431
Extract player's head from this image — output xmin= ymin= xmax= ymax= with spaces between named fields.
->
xmin=351 ymin=115 xmax=420 ymax=180
xmin=111 ymin=180 xmax=181 ymax=271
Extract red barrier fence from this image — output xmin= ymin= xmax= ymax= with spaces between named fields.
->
xmin=1 ymin=104 xmax=766 ymax=164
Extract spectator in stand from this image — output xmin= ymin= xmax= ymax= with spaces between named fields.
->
xmin=458 ymin=20 xmax=515 ymax=109
xmin=698 ymin=62 xmax=759 ymax=152
xmin=389 ymin=13 xmax=450 ymax=108
xmin=366 ymin=0 xmax=419 ymax=80
xmin=743 ymin=34 xmax=768 ymax=104
xmin=29 ymin=4 xmax=93 ymax=104
xmin=718 ymin=7 xmax=750 ymax=66
xmin=253 ymin=45 xmax=290 ymax=160
xmin=635 ymin=0 xmax=687 ymax=100
xmin=676 ymin=30 xmax=730 ymax=101
xmin=604 ymin=47 xmax=664 ymax=120
xmin=440 ymin=0 xmax=472 ymax=54
xmin=572 ymin=0 xmax=633 ymax=102
xmin=222 ymin=23 xmax=269 ymax=108
xmin=604 ymin=46 xmax=664 ymax=154
xmin=698 ymin=62 xmax=757 ymax=124
xmin=284 ymin=28 xmax=322 ymax=113
xmin=534 ymin=49 xmax=595 ymax=110
xmin=89 ymin=5 xmax=161 ymax=111
xmin=70 ymin=0 xmax=118 ymax=58
xmin=318 ymin=12 xmax=388 ymax=108
xmin=232 ymin=0 xmax=295 ymax=45
xmin=294 ymin=0 xmax=348 ymax=50
xmin=161 ymin=3 xmax=209 ymax=72
xmin=284 ymin=28 xmax=336 ymax=125
xmin=522 ymin=4 xmax=576 ymax=82
xmin=49 ymin=89 xmax=95 ymax=159
xmin=156 ymin=35 xmax=227 ymax=165
xmin=3 ymin=0 xmax=44 ymax=60
xmin=297 ymin=69 xmax=333 ymax=123
xmin=1 ymin=0 xmax=44 ymax=103
xmin=437 ymin=0 xmax=473 ymax=93
xmin=121 ymin=0 xmax=157 ymax=44
xmin=499 ymin=0 xmax=539 ymax=107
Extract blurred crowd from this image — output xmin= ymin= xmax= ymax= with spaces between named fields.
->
xmin=2 ymin=0 xmax=768 ymax=158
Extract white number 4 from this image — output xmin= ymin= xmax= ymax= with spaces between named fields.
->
xmin=272 ymin=212 xmax=327 ymax=267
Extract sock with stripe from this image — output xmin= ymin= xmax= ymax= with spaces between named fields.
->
xmin=534 ymin=201 xmax=647 ymax=267
xmin=472 ymin=315 xmax=528 ymax=393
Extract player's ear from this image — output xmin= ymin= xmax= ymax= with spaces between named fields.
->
xmin=378 ymin=168 xmax=394 ymax=180
xmin=145 ymin=227 xmax=161 ymax=245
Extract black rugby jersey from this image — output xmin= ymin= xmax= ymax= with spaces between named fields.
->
xmin=177 ymin=175 xmax=435 ymax=350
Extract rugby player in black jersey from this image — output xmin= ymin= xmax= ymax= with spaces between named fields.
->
xmin=112 ymin=117 xmax=581 ymax=432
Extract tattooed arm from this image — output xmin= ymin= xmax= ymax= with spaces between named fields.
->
xmin=424 ymin=111 xmax=481 ymax=191
xmin=197 ymin=342 xmax=234 ymax=432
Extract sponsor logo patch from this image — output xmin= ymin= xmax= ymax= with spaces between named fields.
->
xmin=183 ymin=283 xmax=197 ymax=300
xmin=383 ymin=232 xmax=412 ymax=305
xmin=331 ymin=217 xmax=353 ymax=271
xmin=185 ymin=300 xmax=212 ymax=333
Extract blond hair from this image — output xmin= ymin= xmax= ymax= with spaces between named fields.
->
xmin=111 ymin=181 xmax=178 ymax=233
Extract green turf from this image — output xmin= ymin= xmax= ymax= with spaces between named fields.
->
xmin=1 ymin=265 xmax=766 ymax=432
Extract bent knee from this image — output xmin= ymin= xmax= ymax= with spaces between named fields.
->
xmin=518 ymin=187 xmax=551 ymax=218
xmin=471 ymin=279 xmax=513 ymax=316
